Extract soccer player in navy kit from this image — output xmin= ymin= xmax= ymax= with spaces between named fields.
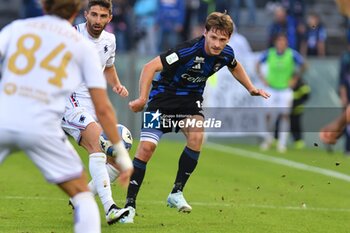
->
xmin=120 ymin=11 xmax=270 ymax=223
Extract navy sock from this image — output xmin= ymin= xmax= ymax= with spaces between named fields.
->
xmin=171 ymin=146 xmax=200 ymax=194
xmin=125 ymin=158 xmax=147 ymax=208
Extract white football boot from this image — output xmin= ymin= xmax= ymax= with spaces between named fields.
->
xmin=106 ymin=206 xmax=129 ymax=225
xmin=167 ymin=191 xmax=192 ymax=213
xmin=119 ymin=206 xmax=136 ymax=224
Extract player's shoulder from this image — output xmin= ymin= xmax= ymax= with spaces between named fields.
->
xmin=1 ymin=17 xmax=28 ymax=31
xmin=174 ymin=36 xmax=204 ymax=57
xmin=221 ymin=44 xmax=234 ymax=57
xmin=101 ymin=30 xmax=116 ymax=42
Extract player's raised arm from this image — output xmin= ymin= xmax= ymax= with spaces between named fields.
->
xmin=129 ymin=56 xmax=163 ymax=112
xmin=228 ymin=61 xmax=270 ymax=99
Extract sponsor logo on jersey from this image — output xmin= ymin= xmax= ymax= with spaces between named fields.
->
xmin=191 ymin=56 xmax=205 ymax=70
xmin=3 ymin=83 xmax=17 ymax=95
xmin=181 ymin=73 xmax=207 ymax=83
xmin=194 ymin=56 xmax=205 ymax=63
xmin=104 ymin=45 xmax=108 ymax=53
xmin=165 ymin=52 xmax=179 ymax=65
xmin=192 ymin=63 xmax=201 ymax=70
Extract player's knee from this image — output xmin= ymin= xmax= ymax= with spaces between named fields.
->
xmin=136 ymin=142 xmax=156 ymax=162
xmin=80 ymin=123 xmax=102 ymax=153
xmin=186 ymin=133 xmax=204 ymax=150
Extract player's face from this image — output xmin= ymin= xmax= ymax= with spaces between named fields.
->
xmin=204 ymin=29 xmax=230 ymax=56
xmin=85 ymin=5 xmax=112 ymax=38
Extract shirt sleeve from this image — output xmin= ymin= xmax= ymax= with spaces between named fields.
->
xmin=105 ymin=34 xmax=116 ymax=67
xmin=159 ymin=48 xmax=181 ymax=71
xmin=259 ymin=50 xmax=269 ymax=63
xmin=292 ymin=50 xmax=304 ymax=66
xmin=81 ymin=41 xmax=107 ymax=89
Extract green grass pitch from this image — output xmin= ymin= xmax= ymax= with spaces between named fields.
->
xmin=1 ymin=139 xmax=350 ymax=233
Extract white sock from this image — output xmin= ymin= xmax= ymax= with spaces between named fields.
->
xmin=106 ymin=163 xmax=120 ymax=183
xmin=278 ymin=117 xmax=290 ymax=148
xmin=89 ymin=153 xmax=115 ymax=213
xmin=72 ymin=192 xmax=100 ymax=233
xmin=88 ymin=180 xmax=97 ymax=196
xmin=88 ymin=163 xmax=120 ymax=196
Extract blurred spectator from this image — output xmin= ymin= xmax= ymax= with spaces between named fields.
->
xmin=230 ymin=0 xmax=256 ymax=28
xmin=290 ymin=72 xmax=310 ymax=149
xmin=279 ymin=0 xmax=305 ymax=23
xmin=21 ymin=0 xmax=43 ymax=18
xmin=182 ymin=0 xmax=200 ymax=41
xmin=279 ymin=0 xmax=305 ymax=51
xmin=73 ymin=0 xmax=88 ymax=24
xmin=156 ymin=0 xmax=185 ymax=52
xmin=300 ymin=13 xmax=327 ymax=57
xmin=215 ymin=0 xmax=230 ymax=12
xmin=338 ymin=39 xmax=350 ymax=154
xmin=111 ymin=0 xmax=134 ymax=52
xmin=268 ymin=6 xmax=298 ymax=50
xmin=257 ymin=33 xmax=306 ymax=153
xmin=133 ymin=0 xmax=157 ymax=55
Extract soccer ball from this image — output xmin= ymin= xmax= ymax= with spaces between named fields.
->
xmin=99 ymin=124 xmax=133 ymax=156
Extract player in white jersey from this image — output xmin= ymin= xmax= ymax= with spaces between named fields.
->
xmin=61 ymin=0 xmax=130 ymax=225
xmin=0 ymin=0 xmax=133 ymax=232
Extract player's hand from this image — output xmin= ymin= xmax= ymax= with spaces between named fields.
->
xmin=250 ymin=88 xmax=270 ymax=99
xmin=129 ymin=97 xmax=147 ymax=112
xmin=319 ymin=123 xmax=343 ymax=145
xmin=112 ymin=85 xmax=129 ymax=97
xmin=112 ymin=142 xmax=134 ymax=188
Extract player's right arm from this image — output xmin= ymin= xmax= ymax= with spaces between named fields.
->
xmin=319 ymin=105 xmax=350 ymax=144
xmin=129 ymin=56 xmax=163 ymax=112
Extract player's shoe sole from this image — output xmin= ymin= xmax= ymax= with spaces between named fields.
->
xmin=106 ymin=207 xmax=129 ymax=225
xmin=167 ymin=191 xmax=192 ymax=213
xmin=119 ymin=206 xmax=136 ymax=224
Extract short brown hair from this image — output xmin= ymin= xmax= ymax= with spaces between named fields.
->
xmin=41 ymin=0 xmax=82 ymax=20
xmin=88 ymin=0 xmax=113 ymax=14
xmin=205 ymin=12 xmax=234 ymax=37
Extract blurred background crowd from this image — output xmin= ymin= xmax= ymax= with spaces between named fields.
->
xmin=5 ymin=0 xmax=348 ymax=56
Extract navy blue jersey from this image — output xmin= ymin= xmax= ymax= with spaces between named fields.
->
xmin=149 ymin=36 xmax=237 ymax=100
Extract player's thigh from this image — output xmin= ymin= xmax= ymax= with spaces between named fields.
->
xmin=24 ymin=135 xmax=84 ymax=184
xmin=61 ymin=107 xmax=97 ymax=143
xmin=58 ymin=171 xmax=89 ymax=197
xmin=181 ymin=115 xmax=205 ymax=151
xmin=79 ymin=122 xmax=102 ymax=153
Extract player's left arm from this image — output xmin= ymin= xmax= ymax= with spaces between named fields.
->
xmin=104 ymin=65 xmax=129 ymax=97
xmin=228 ymin=61 xmax=270 ymax=99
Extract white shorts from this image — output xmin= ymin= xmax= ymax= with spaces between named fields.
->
xmin=0 ymin=129 xmax=84 ymax=184
xmin=62 ymin=107 xmax=96 ymax=143
xmin=265 ymin=87 xmax=293 ymax=114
